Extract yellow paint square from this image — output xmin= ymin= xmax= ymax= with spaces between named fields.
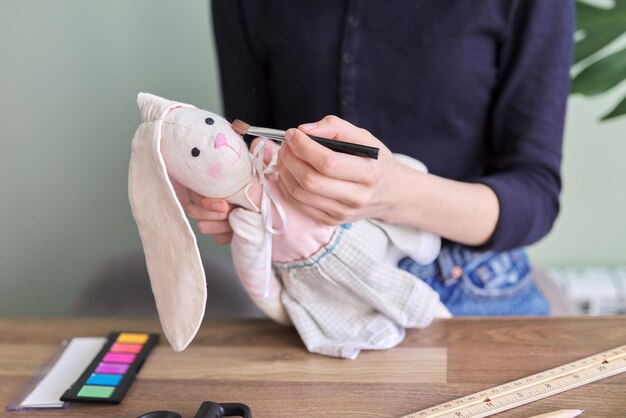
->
xmin=117 ymin=333 xmax=149 ymax=344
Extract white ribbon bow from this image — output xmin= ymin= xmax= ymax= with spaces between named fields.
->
xmin=251 ymin=138 xmax=287 ymax=297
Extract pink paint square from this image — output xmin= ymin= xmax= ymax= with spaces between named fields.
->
xmin=95 ymin=362 xmax=130 ymax=374
xmin=110 ymin=343 xmax=143 ymax=354
xmin=102 ymin=353 xmax=136 ymax=364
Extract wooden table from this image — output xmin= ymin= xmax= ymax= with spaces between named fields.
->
xmin=1 ymin=317 xmax=625 ymax=417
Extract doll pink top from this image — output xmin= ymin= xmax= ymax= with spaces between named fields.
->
xmin=246 ymin=179 xmax=335 ymax=264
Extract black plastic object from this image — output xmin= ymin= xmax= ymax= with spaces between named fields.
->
xmin=194 ymin=401 xmax=252 ymax=418
xmin=136 ymin=401 xmax=252 ymax=418
xmin=137 ymin=411 xmax=182 ymax=418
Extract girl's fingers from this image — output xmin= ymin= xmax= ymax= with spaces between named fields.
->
xmin=200 ymin=197 xmax=231 ymax=212
xmin=187 ymin=189 xmax=204 ymax=207
xmin=279 ymin=140 xmax=374 ymax=209
xmin=285 ymin=128 xmax=381 ymax=184
xmin=277 ymin=169 xmax=357 ymax=224
xmin=187 ymin=189 xmax=231 ymax=212
xmin=277 ymin=179 xmax=343 ymax=226
xmin=197 ymin=220 xmax=232 ymax=235
xmin=206 ymin=199 xmax=231 ymax=213
xmin=212 ymin=232 xmax=233 ymax=245
xmin=186 ymin=202 xmax=230 ymax=221
xmin=299 ymin=115 xmax=379 ymax=145
xmin=184 ymin=194 xmax=233 ymax=241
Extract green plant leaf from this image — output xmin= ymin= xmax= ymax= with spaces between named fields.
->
xmin=601 ymin=94 xmax=626 ymax=120
xmin=576 ymin=1 xmax=626 ymax=28
xmin=574 ymin=22 xmax=626 ymax=64
xmin=612 ymin=0 xmax=626 ymax=12
xmin=572 ymin=47 xmax=626 ymax=95
xmin=574 ymin=1 xmax=626 ymax=121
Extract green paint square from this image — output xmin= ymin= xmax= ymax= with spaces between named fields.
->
xmin=77 ymin=385 xmax=116 ymax=398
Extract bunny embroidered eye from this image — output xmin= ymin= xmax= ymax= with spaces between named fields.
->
xmin=205 ymin=117 xmax=214 ymax=125
xmin=191 ymin=147 xmax=201 ymax=157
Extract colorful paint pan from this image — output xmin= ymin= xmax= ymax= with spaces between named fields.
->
xmin=110 ymin=343 xmax=143 ymax=354
xmin=60 ymin=331 xmax=159 ymax=404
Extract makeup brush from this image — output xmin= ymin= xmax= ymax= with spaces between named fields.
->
xmin=231 ymin=119 xmax=379 ymax=160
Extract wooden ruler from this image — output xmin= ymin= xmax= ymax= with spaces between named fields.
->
xmin=401 ymin=345 xmax=626 ymax=418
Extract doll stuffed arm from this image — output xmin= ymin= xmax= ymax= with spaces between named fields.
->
xmin=228 ymin=138 xmax=291 ymax=325
xmin=229 ymin=207 xmax=291 ymax=325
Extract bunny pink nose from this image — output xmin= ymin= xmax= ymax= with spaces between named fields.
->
xmin=214 ymin=133 xmax=227 ymax=149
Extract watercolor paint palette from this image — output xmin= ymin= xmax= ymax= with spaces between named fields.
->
xmin=61 ymin=332 xmax=159 ymax=404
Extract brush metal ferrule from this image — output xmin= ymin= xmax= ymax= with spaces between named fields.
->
xmin=246 ymin=126 xmax=286 ymax=140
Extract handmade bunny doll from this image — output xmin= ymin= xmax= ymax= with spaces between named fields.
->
xmin=129 ymin=93 xmax=450 ymax=359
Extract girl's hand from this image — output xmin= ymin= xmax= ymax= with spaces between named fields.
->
xmin=185 ymin=191 xmax=234 ymax=244
xmin=170 ymin=168 xmax=234 ymax=244
xmin=276 ymin=115 xmax=406 ymax=225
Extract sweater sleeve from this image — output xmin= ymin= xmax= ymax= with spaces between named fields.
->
xmin=472 ymin=0 xmax=574 ymax=251
xmin=211 ymin=0 xmax=273 ymax=127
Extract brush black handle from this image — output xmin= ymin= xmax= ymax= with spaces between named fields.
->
xmin=310 ymin=135 xmax=379 ymax=159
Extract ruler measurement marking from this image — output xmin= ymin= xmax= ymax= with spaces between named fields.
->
xmin=401 ymin=345 xmax=626 ymax=418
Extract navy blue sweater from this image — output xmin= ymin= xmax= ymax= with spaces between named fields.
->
xmin=211 ymin=0 xmax=574 ymax=251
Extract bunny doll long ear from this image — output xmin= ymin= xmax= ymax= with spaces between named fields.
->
xmin=128 ymin=93 xmax=205 ymax=351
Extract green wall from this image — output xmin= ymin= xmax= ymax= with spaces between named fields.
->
xmin=1 ymin=1 xmax=625 ymax=316
xmin=528 ymin=86 xmax=626 ymax=266
xmin=0 ymin=0 xmax=222 ymax=316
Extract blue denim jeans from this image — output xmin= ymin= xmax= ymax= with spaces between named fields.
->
xmin=398 ymin=244 xmax=550 ymax=316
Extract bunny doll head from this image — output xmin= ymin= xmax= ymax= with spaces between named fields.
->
xmin=160 ymin=103 xmax=252 ymax=198
xmin=128 ymin=93 xmax=252 ymax=351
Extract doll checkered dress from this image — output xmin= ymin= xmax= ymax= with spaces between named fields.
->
xmin=275 ymin=220 xmax=440 ymax=359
